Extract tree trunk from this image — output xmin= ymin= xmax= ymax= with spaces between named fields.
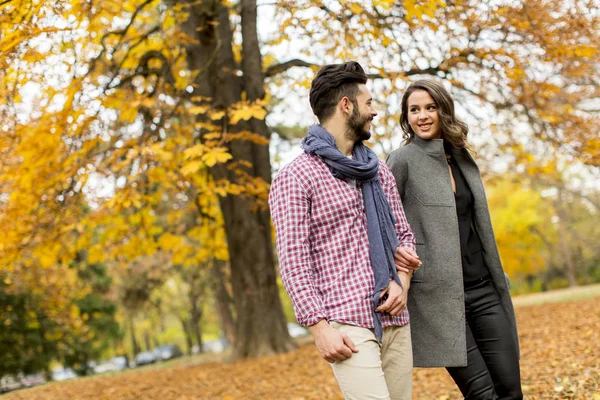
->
xmin=191 ymin=309 xmax=203 ymax=354
xmin=190 ymin=293 xmax=204 ymax=353
xmin=179 ymin=0 xmax=295 ymax=359
xmin=143 ymin=331 xmax=152 ymax=352
xmin=128 ymin=316 xmax=140 ymax=356
xmin=575 ymin=245 xmax=590 ymax=284
xmin=211 ymin=259 xmax=236 ymax=347
xmin=179 ymin=316 xmax=194 ymax=355
xmin=555 ymin=192 xmax=578 ymax=287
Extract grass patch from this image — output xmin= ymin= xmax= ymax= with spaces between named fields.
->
xmin=513 ymin=283 xmax=600 ymax=307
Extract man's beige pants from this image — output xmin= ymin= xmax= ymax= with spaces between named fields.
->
xmin=329 ymin=322 xmax=413 ymax=400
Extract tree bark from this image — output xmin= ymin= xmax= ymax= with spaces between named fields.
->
xmin=179 ymin=0 xmax=295 ymax=359
xmin=211 ymin=260 xmax=236 ymax=347
xmin=555 ymin=191 xmax=578 ymax=287
xmin=189 ymin=283 xmax=204 ymax=354
xmin=179 ymin=317 xmax=194 ymax=355
xmin=143 ymin=331 xmax=152 ymax=352
xmin=128 ymin=316 xmax=141 ymax=356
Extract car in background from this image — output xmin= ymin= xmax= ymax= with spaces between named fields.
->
xmin=93 ymin=360 xmax=119 ymax=374
xmin=134 ymin=351 xmax=157 ymax=366
xmin=93 ymin=356 xmax=130 ymax=374
xmin=0 ymin=375 xmax=22 ymax=393
xmin=20 ymin=373 xmax=46 ymax=388
xmin=50 ymin=367 xmax=77 ymax=382
xmin=202 ymin=338 xmax=228 ymax=354
xmin=287 ymin=322 xmax=309 ymax=338
xmin=111 ymin=356 xmax=129 ymax=370
xmin=154 ymin=344 xmax=183 ymax=361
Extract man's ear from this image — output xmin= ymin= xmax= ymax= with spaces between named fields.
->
xmin=340 ymin=96 xmax=353 ymax=116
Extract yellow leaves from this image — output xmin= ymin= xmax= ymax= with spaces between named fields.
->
xmin=120 ymin=105 xmax=139 ymax=124
xmin=349 ymin=3 xmax=364 ymax=14
xmin=403 ymin=0 xmax=445 ymax=21
xmin=0 ymin=26 xmax=62 ymax=60
xmin=182 ymin=144 xmax=232 ymax=174
xmin=229 ymin=99 xmax=268 ymax=124
xmin=551 ymin=45 xmax=598 ymax=59
xmin=382 ymin=35 xmax=393 ymax=47
xmin=574 ymin=45 xmax=597 ymax=58
xmin=526 ymin=160 xmax=558 ymax=179
xmin=186 ymin=102 xmax=225 ymax=120
xmin=209 ymin=109 xmax=226 ymax=120
xmin=487 ymin=177 xmax=553 ymax=276
xmin=539 ymin=113 xmax=562 ymax=124
xmin=373 ymin=0 xmax=396 ymax=11
xmin=183 ymin=144 xmax=206 ymax=159
xmin=506 ymin=68 xmax=526 ymax=82
xmin=162 ymin=12 xmax=177 ymax=31
xmin=181 ymin=160 xmax=204 ymax=176
xmin=202 ymin=147 xmax=233 ymax=167
xmin=224 ymin=131 xmax=269 ymax=145
xmin=188 ymin=105 xmax=210 ymax=115
xmin=87 ymin=245 xmax=106 ymax=265
xmin=157 ymin=233 xmax=185 ymax=251
xmin=141 ymin=143 xmax=175 ymax=164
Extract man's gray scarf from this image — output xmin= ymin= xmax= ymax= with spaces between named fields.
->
xmin=302 ymin=124 xmax=401 ymax=343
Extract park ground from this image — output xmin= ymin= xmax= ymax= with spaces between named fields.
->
xmin=4 ymin=285 xmax=600 ymax=400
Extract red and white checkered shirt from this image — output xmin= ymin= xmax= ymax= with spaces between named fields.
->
xmin=269 ymin=152 xmax=416 ymax=329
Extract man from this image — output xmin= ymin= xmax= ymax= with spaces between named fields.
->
xmin=269 ymin=61 xmax=421 ymax=399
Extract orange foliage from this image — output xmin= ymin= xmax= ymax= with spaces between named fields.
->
xmin=7 ymin=297 xmax=599 ymax=399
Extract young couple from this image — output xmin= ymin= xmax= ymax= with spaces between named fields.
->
xmin=269 ymin=62 xmax=523 ymax=400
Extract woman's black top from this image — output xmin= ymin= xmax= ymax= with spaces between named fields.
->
xmin=447 ymin=154 xmax=489 ymax=283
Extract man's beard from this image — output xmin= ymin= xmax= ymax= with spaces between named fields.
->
xmin=346 ymin=106 xmax=372 ymax=142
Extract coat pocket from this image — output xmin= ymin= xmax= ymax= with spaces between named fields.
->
xmin=407 ymin=187 xmax=454 ymax=207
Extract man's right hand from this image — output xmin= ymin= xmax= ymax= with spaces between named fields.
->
xmin=308 ymin=320 xmax=358 ymax=363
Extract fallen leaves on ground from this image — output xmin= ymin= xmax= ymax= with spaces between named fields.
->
xmin=6 ymin=298 xmax=599 ymax=400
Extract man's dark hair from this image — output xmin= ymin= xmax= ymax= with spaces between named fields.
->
xmin=309 ymin=61 xmax=368 ymax=123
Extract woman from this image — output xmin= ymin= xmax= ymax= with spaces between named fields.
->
xmin=387 ymin=80 xmax=523 ymax=399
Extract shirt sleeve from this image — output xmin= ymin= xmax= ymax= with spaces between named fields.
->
xmin=379 ymin=162 xmax=416 ymax=252
xmin=268 ymin=170 xmax=327 ymax=327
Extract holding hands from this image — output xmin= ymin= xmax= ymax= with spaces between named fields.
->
xmin=394 ymin=246 xmax=421 ymax=274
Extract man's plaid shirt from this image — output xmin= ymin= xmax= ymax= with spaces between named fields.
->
xmin=269 ymin=152 xmax=416 ymax=329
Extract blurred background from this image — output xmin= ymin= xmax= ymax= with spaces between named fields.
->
xmin=0 ymin=0 xmax=598 ymax=395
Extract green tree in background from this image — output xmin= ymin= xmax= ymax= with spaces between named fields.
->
xmin=62 ymin=260 xmax=121 ymax=375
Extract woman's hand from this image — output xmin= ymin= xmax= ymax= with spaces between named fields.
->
xmin=394 ymin=246 xmax=421 ymax=273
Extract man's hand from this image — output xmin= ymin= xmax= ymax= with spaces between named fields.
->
xmin=395 ymin=246 xmax=421 ymax=274
xmin=375 ymin=273 xmax=411 ymax=316
xmin=309 ymin=320 xmax=358 ymax=363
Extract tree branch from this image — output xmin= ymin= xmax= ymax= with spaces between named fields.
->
xmin=265 ymin=59 xmax=443 ymax=79
xmin=264 ymin=59 xmax=314 ymax=77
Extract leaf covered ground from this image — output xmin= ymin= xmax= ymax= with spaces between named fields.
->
xmin=6 ymin=297 xmax=599 ymax=400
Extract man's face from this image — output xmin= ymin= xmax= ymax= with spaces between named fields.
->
xmin=347 ymin=84 xmax=378 ymax=142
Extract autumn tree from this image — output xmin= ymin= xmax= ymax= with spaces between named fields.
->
xmin=3 ymin=0 xmax=599 ymax=362
xmin=271 ymin=0 xmax=600 ymax=167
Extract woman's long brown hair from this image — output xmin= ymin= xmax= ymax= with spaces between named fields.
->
xmin=400 ymin=79 xmax=473 ymax=153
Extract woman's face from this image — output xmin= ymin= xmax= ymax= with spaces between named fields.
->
xmin=407 ymin=89 xmax=441 ymax=140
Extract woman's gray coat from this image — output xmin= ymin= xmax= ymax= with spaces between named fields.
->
xmin=386 ymin=136 xmax=519 ymax=368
